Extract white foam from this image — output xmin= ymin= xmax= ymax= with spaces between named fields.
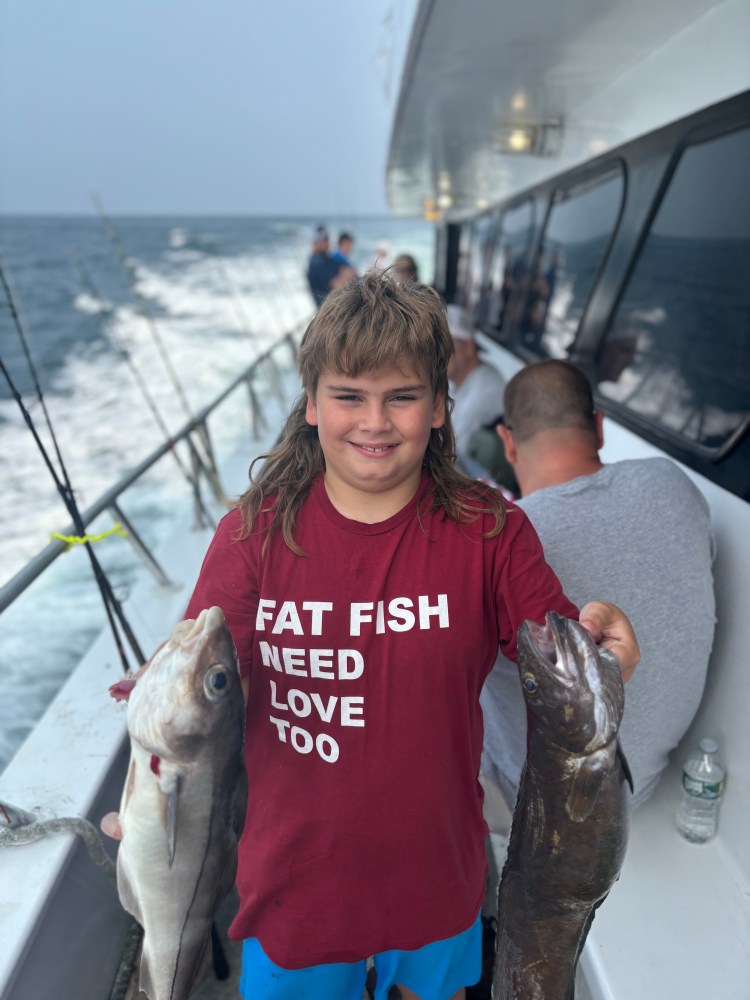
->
xmin=73 ymin=292 xmax=113 ymax=315
xmin=0 ymin=218 xmax=436 ymax=772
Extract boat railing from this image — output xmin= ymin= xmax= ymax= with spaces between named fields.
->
xmin=0 ymin=325 xmax=302 ymax=616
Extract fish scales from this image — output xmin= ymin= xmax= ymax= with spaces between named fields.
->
xmin=493 ymin=612 xmax=631 ymax=1000
xmin=113 ymin=606 xmax=247 ymax=1000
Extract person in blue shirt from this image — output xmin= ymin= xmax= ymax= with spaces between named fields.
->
xmin=332 ymin=232 xmax=355 ymax=270
xmin=306 ymin=226 xmax=354 ymax=308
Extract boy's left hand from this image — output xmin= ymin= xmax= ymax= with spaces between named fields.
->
xmin=579 ymin=601 xmax=640 ymax=683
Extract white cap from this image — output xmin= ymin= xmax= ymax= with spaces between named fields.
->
xmin=446 ymin=304 xmax=475 ymax=342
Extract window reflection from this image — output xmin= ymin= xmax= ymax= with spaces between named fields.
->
xmin=483 ymin=202 xmax=533 ymax=336
xmin=454 ymin=225 xmax=473 ymax=308
xmin=598 ymin=127 xmax=750 ymax=453
xmin=527 ymin=171 xmax=623 ymax=357
xmin=462 ymin=215 xmax=494 ymax=317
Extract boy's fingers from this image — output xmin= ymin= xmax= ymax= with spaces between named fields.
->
xmin=579 ymin=600 xmax=640 ymax=683
xmin=100 ymin=811 xmax=123 ymax=841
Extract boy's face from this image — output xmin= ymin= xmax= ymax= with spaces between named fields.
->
xmin=306 ymin=363 xmax=445 ymax=508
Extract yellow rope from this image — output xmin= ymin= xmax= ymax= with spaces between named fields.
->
xmin=50 ymin=523 xmax=129 ymax=551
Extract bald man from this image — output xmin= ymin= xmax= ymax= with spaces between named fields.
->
xmin=481 ymin=359 xmax=716 ymax=812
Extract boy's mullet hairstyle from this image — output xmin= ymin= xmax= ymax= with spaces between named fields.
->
xmin=238 ymin=270 xmax=506 ymax=553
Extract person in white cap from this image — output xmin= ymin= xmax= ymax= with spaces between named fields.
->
xmin=446 ymin=304 xmax=506 ymax=472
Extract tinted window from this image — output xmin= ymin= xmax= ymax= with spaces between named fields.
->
xmin=454 ymin=224 xmax=473 ymax=306
xmin=462 ymin=214 xmax=495 ymax=316
xmin=526 ymin=170 xmax=623 ymax=357
xmin=482 ymin=201 xmax=534 ymax=337
xmin=597 ymin=127 xmax=750 ymax=454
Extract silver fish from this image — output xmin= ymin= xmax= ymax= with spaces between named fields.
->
xmin=112 ymin=606 xmax=247 ymax=1000
xmin=493 ymin=612 xmax=632 ymax=1000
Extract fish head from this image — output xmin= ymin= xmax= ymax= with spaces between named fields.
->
xmin=127 ymin=606 xmax=245 ymax=760
xmin=517 ymin=611 xmax=625 ymax=754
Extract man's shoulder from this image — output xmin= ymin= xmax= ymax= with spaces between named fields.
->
xmin=455 ymin=362 xmax=505 ymax=412
xmin=520 ymin=457 xmax=709 ymax=522
xmin=473 ymin=361 xmax=506 ymax=390
xmin=609 ymin=458 xmax=707 ymax=503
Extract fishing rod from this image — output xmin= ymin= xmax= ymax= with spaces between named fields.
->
xmin=92 ymin=193 xmax=195 ymax=421
xmin=258 ymin=249 xmax=304 ymax=335
xmin=68 ymin=246 xmax=219 ymax=525
xmin=0 ymin=265 xmax=145 ymax=672
xmin=69 ymin=246 xmax=112 ymax=312
xmin=213 ymin=257 xmax=287 ymax=405
xmin=91 ymin=195 xmax=227 ymax=503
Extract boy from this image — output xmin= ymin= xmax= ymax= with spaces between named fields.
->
xmin=105 ymin=273 xmax=638 ymax=999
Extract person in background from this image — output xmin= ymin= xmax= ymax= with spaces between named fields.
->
xmin=393 ymin=253 xmax=419 ymax=283
xmin=332 ymin=232 xmax=355 ymax=270
xmin=464 ymin=415 xmax=519 ymax=499
xmin=104 ymin=278 xmax=639 ymax=1000
xmin=481 ymin=358 xmax=715 ymax=818
xmin=306 ymin=225 xmax=354 ymax=308
xmin=367 ymin=241 xmax=391 ymax=272
xmin=446 ymin=304 xmax=506 ymax=474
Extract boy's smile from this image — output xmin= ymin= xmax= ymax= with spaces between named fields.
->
xmin=306 ymin=365 xmax=445 ymax=521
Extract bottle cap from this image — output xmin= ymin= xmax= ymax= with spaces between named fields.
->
xmin=699 ymin=737 xmax=718 ymax=754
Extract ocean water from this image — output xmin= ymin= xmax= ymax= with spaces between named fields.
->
xmin=0 ymin=215 xmax=435 ymax=772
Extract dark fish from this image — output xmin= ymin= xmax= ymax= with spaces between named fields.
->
xmin=112 ymin=606 xmax=247 ymax=1000
xmin=493 ymin=612 xmax=632 ymax=1000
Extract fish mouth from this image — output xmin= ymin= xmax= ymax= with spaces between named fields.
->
xmin=172 ymin=606 xmax=227 ymax=653
xmin=522 ymin=612 xmax=590 ymax=683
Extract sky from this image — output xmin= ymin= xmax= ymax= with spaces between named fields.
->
xmin=0 ymin=0 xmax=417 ymax=216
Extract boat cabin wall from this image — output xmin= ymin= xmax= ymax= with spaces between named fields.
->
xmin=435 ymin=89 xmax=750 ymax=889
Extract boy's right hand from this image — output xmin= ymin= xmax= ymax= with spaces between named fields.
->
xmin=100 ymin=812 xmax=123 ymax=841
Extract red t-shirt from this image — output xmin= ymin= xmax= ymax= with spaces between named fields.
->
xmin=185 ymin=474 xmax=577 ymax=968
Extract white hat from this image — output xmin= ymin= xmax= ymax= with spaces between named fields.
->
xmin=446 ymin=304 xmax=475 ymax=342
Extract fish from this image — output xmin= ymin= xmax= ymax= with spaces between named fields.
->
xmin=111 ymin=605 xmax=247 ymax=1000
xmin=492 ymin=612 xmax=632 ymax=1000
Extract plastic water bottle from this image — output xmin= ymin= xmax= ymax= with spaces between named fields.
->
xmin=675 ymin=738 xmax=725 ymax=843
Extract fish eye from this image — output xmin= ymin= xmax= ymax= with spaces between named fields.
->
xmin=521 ymin=674 xmax=539 ymax=697
xmin=204 ymin=665 xmax=230 ymax=701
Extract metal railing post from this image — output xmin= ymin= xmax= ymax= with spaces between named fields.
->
xmin=109 ymin=503 xmax=175 ymax=589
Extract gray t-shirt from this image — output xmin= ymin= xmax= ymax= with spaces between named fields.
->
xmin=481 ymin=457 xmax=716 ymax=809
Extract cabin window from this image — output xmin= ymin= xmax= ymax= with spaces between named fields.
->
xmin=454 ymin=224 xmax=473 ymax=306
xmin=459 ymin=213 xmax=494 ymax=317
xmin=481 ymin=200 xmax=534 ymax=338
xmin=597 ymin=126 xmax=750 ymax=455
xmin=524 ymin=169 xmax=623 ymax=357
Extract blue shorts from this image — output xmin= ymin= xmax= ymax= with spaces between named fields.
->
xmin=239 ymin=913 xmax=482 ymax=1000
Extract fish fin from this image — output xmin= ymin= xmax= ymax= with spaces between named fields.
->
xmin=109 ymin=677 xmax=138 ymax=702
xmin=617 ymin=740 xmax=634 ymax=794
xmin=211 ymin=920 xmax=231 ymax=981
xmin=138 ymin=946 xmax=157 ymax=1000
xmin=566 ymin=750 xmax=612 ymax=822
xmin=196 ymin=927 xmax=218 ymax=989
xmin=165 ymin=779 xmax=182 ymax=868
